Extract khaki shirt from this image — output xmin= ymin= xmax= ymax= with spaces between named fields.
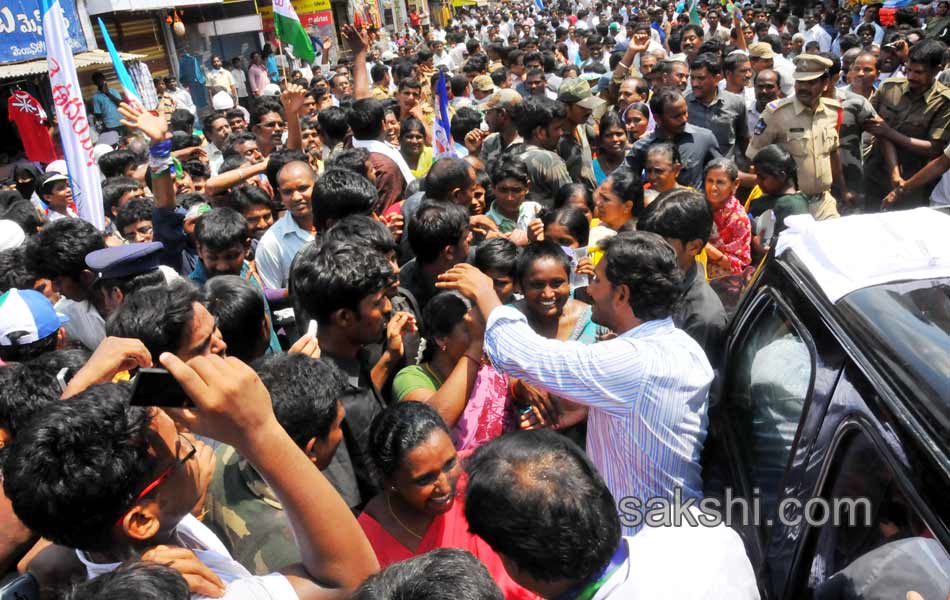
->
xmin=747 ymin=96 xmax=842 ymax=196
xmin=868 ymin=76 xmax=950 ymax=177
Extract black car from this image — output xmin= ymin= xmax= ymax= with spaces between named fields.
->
xmin=702 ymin=210 xmax=950 ymax=599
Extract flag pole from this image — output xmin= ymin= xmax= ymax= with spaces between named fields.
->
xmin=275 ymin=36 xmax=289 ymax=83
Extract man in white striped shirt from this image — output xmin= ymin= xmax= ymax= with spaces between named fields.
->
xmin=438 ymin=232 xmax=713 ymax=535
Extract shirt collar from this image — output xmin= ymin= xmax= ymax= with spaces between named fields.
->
xmin=277 ymin=210 xmax=313 ymax=241
xmin=487 ymin=202 xmax=517 ymax=227
xmin=619 ymin=316 xmax=676 ymax=339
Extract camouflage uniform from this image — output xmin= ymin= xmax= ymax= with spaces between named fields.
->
xmin=517 ymin=144 xmax=573 ymax=208
xmin=204 ymin=444 xmax=301 ymax=575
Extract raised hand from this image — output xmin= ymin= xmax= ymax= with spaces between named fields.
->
xmin=62 ymin=337 xmax=152 ymax=399
xmin=281 ymin=82 xmax=308 ymax=115
xmin=342 ymin=24 xmax=369 ymax=55
xmin=118 ymin=102 xmax=168 ymax=143
xmin=384 ymin=311 xmax=417 ymax=359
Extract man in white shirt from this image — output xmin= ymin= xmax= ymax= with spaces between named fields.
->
xmin=230 ymin=57 xmax=249 ymax=108
xmin=3 ymin=347 xmax=378 ymax=599
xmin=464 ymin=430 xmax=759 ymax=600
xmin=801 ymin=10 xmax=832 ymax=53
xmin=166 ymin=76 xmax=197 ymax=116
xmin=256 ymin=161 xmax=317 ymax=295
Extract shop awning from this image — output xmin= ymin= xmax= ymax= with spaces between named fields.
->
xmin=87 ymin=0 xmax=223 ymax=15
xmin=0 ymin=49 xmax=146 ymax=81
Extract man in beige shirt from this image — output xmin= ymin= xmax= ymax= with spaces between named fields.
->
xmin=206 ymin=55 xmax=238 ymax=104
xmin=746 ymin=54 xmax=851 ymax=220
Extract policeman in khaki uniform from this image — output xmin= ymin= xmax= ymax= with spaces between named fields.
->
xmin=746 ymin=54 xmax=852 ymax=220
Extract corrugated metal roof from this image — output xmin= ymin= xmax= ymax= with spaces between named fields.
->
xmin=0 ymin=49 xmax=146 ymax=81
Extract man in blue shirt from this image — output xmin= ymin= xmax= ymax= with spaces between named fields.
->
xmin=91 ymin=72 xmax=124 ymax=134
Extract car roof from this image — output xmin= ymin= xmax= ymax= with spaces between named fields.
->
xmin=772 ymin=230 xmax=950 ymax=465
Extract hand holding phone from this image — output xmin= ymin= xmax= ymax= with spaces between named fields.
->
xmin=129 ymin=368 xmax=194 ymax=407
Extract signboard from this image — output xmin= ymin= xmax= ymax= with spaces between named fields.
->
xmin=258 ymin=0 xmax=332 ymax=31
xmin=0 ymin=0 xmax=86 ymax=64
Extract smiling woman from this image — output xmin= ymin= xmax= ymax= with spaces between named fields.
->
xmin=357 ymin=401 xmax=540 ymax=600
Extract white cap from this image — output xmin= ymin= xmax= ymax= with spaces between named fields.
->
xmin=45 ymin=160 xmax=68 ymax=175
xmin=212 ymin=90 xmax=235 ymax=110
xmin=93 ymin=144 xmax=114 ymax=162
xmin=261 ymin=83 xmax=281 ymax=97
xmin=0 ymin=220 xmax=25 ymax=251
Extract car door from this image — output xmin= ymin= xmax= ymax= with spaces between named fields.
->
xmin=777 ymin=365 xmax=950 ymax=599
xmin=702 ymin=264 xmax=845 ymax=598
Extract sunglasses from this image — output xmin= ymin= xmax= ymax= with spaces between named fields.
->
xmin=116 ymin=434 xmax=196 ymax=525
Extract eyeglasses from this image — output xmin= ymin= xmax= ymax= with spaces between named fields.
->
xmin=117 ymin=434 xmax=196 ymax=524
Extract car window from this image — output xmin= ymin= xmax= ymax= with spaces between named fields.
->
xmin=729 ymin=298 xmax=814 ymax=534
xmin=805 ymin=431 xmax=949 ymax=597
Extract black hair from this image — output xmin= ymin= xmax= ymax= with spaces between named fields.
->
xmin=106 ymin=279 xmax=202 ymax=359
xmin=249 ymin=99 xmax=284 ymax=129
xmin=649 ymin=87 xmax=685 ymax=121
xmin=95 ymin=265 xmax=165 ymax=305
xmin=489 ymin=154 xmax=529 ymax=186
xmin=399 ymin=117 xmax=426 ymax=139
xmin=324 ymin=215 xmax=397 ymax=256
xmin=408 ymin=200 xmax=470 ymax=264
xmin=371 ymin=63 xmax=389 ymax=83
xmin=254 ymin=354 xmax=347 ymax=449
xmin=349 ymin=98 xmax=386 ymax=140
xmin=541 ymin=207 xmax=590 ymax=247
xmin=690 ymin=52 xmax=722 ymax=76
xmin=114 ymin=197 xmax=154 ymax=234
xmin=328 ymin=148 xmax=372 ymax=178
xmin=0 ymin=248 xmax=36 ymax=294
xmin=553 ymin=183 xmax=594 ymax=213
xmin=516 ymin=240 xmax=572 ymax=287
xmin=423 ymin=158 xmax=474 ymax=203
xmin=512 ymin=96 xmax=565 ymax=141
xmin=290 ymin=241 xmax=393 ymax=325
xmin=597 ymin=110 xmax=625 ymax=140
xmin=201 ymin=110 xmax=229 ymax=134
xmin=65 ymin=561 xmax=189 ymax=600
xmin=183 ymin=159 xmax=210 ymax=180
xmin=194 ymin=207 xmax=248 ymax=253
xmin=0 ymin=189 xmax=40 ymax=233
xmin=0 ymin=348 xmax=88 ymax=442
xmin=312 ymin=168 xmax=378 ymax=231
xmin=223 ymin=184 xmax=277 ymax=216
xmin=369 ymin=401 xmax=451 ymax=482
xmin=353 ymin=548 xmax=503 ymax=600
xmin=419 ymin=291 xmax=469 ymax=363
xmin=204 ymin=275 xmax=267 ymax=363
xmin=646 ymin=141 xmax=682 ymax=166
xmin=464 ymin=430 xmax=621 ymax=582
xmin=908 ymin=38 xmax=946 ymax=70
xmin=170 ymin=132 xmax=202 ymax=152
xmin=451 ymin=107 xmax=483 ymax=143
xmin=474 ymin=237 xmax=519 ymax=276
xmin=723 ymin=51 xmax=750 ymax=74
xmin=315 ymin=107 xmax=349 ymax=147
xmin=98 ymin=150 xmax=140 ymax=178
xmin=224 ymin=131 xmax=259 ymax=160
xmin=2 ymin=383 xmax=154 ymax=553
xmin=752 ymin=144 xmax=799 ymax=187
xmin=599 ymin=232 xmax=681 ymax=320
xmin=490 ymin=67 xmax=509 ymax=87
xmin=169 ymin=109 xmax=196 ymax=134
xmin=637 ymin=188 xmax=713 ymax=246
xmin=449 ymin=74 xmax=470 ymax=96
xmin=102 ymin=176 xmax=144 ymax=216
xmin=25 ymin=218 xmax=105 ymax=279
xmin=0 ymin=319 xmax=59 ymax=363
xmin=225 ymin=108 xmax=246 ymax=123
xmin=260 ymin=150 xmax=306 ymax=194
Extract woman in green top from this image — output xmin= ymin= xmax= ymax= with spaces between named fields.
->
xmin=391 ymin=292 xmax=484 ymax=428
xmin=750 ymin=144 xmax=809 ymax=258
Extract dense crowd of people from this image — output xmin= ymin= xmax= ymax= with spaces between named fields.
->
xmin=0 ymin=0 xmax=949 ymax=597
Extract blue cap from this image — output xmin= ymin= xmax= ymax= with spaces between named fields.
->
xmin=85 ymin=242 xmax=164 ymax=280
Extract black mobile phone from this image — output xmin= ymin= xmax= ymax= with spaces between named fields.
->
xmin=129 ymin=368 xmax=193 ymax=408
